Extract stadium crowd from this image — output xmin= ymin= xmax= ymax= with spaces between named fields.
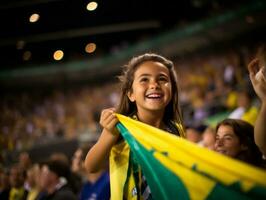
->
xmin=1 ymin=43 xmax=265 ymax=199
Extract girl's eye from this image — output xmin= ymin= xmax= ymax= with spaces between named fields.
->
xmin=140 ymin=77 xmax=148 ymax=82
xmin=158 ymin=76 xmax=168 ymax=82
xmin=224 ymin=136 xmax=232 ymax=141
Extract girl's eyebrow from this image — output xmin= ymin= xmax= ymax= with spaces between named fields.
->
xmin=158 ymin=73 xmax=169 ymax=77
xmin=137 ymin=72 xmax=169 ymax=78
xmin=135 ymin=73 xmax=150 ymax=80
xmin=137 ymin=73 xmax=151 ymax=77
xmin=217 ymin=133 xmax=234 ymax=137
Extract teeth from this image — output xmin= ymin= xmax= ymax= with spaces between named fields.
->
xmin=147 ymin=94 xmax=161 ymax=98
xmin=217 ymin=150 xmax=226 ymax=154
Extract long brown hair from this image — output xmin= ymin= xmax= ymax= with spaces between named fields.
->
xmin=216 ymin=119 xmax=264 ymax=167
xmin=116 ymin=53 xmax=183 ymax=125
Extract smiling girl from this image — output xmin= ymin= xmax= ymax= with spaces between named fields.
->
xmin=85 ymin=53 xmax=185 ymax=199
xmin=214 ymin=118 xmax=264 ymax=167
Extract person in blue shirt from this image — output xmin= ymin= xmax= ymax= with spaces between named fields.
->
xmin=79 ymin=169 xmax=110 ymax=200
xmin=71 ymin=146 xmax=110 ymax=200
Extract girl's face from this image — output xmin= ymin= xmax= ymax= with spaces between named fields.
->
xmin=214 ymin=125 xmax=243 ymax=158
xmin=127 ymin=61 xmax=172 ymax=115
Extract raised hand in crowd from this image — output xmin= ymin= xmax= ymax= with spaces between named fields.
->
xmin=248 ymin=58 xmax=266 ymax=156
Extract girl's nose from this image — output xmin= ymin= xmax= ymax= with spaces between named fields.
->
xmin=215 ymin=138 xmax=223 ymax=147
xmin=149 ymin=80 xmax=160 ymax=89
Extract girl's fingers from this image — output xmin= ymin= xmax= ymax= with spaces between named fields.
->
xmin=103 ymin=113 xmax=116 ymax=126
xmin=107 ymin=118 xmax=119 ymax=133
xmin=100 ymin=108 xmax=115 ymax=123
xmin=109 ymin=107 xmax=116 ymax=111
xmin=102 ymin=118 xmax=118 ymax=133
xmin=99 ymin=107 xmax=119 ymax=133
xmin=100 ymin=109 xmax=112 ymax=121
xmin=100 ymin=109 xmax=118 ymax=132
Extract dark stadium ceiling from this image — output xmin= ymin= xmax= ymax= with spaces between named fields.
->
xmin=0 ymin=0 xmax=265 ymax=71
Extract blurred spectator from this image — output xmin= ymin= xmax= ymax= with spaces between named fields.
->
xmin=39 ymin=160 xmax=77 ymax=200
xmin=25 ymin=164 xmax=40 ymax=200
xmin=214 ymin=118 xmax=265 ymax=168
xmin=228 ymin=89 xmax=258 ymax=125
xmin=49 ymin=153 xmax=69 ymax=166
xmin=79 ymin=169 xmax=110 ymax=200
xmin=49 ymin=152 xmax=80 ymax=195
xmin=9 ymin=164 xmax=28 ymax=200
xmin=71 ymin=146 xmax=110 ymax=200
xmin=71 ymin=146 xmax=89 ymax=178
xmin=186 ymin=124 xmax=206 ymax=144
xmin=19 ymin=152 xmax=32 ymax=172
xmin=199 ymin=126 xmax=216 ymax=150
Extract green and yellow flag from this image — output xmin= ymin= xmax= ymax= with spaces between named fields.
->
xmin=113 ymin=114 xmax=266 ymax=200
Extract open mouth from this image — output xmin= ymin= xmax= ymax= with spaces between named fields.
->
xmin=145 ymin=93 xmax=163 ymax=99
xmin=216 ymin=149 xmax=226 ymax=154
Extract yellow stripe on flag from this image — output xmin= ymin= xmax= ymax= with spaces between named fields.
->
xmin=116 ymin=114 xmax=266 ymax=195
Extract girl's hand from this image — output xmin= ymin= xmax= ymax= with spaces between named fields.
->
xmin=85 ymin=108 xmax=120 ymax=173
xmin=100 ymin=108 xmax=119 ymax=135
xmin=248 ymin=58 xmax=266 ymax=102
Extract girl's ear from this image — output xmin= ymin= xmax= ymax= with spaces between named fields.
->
xmin=127 ymin=91 xmax=135 ymax=102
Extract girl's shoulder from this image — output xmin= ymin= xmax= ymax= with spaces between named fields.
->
xmin=130 ymin=114 xmax=186 ymax=138
xmin=165 ymin=121 xmax=186 ymax=138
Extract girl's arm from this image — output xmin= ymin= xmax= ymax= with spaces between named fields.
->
xmin=248 ymin=58 xmax=266 ymax=156
xmin=84 ymin=108 xmax=120 ymax=172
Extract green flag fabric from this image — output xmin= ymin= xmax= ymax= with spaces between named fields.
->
xmin=113 ymin=114 xmax=266 ymax=200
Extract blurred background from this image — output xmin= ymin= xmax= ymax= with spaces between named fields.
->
xmin=1 ymin=0 xmax=266 ymax=166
